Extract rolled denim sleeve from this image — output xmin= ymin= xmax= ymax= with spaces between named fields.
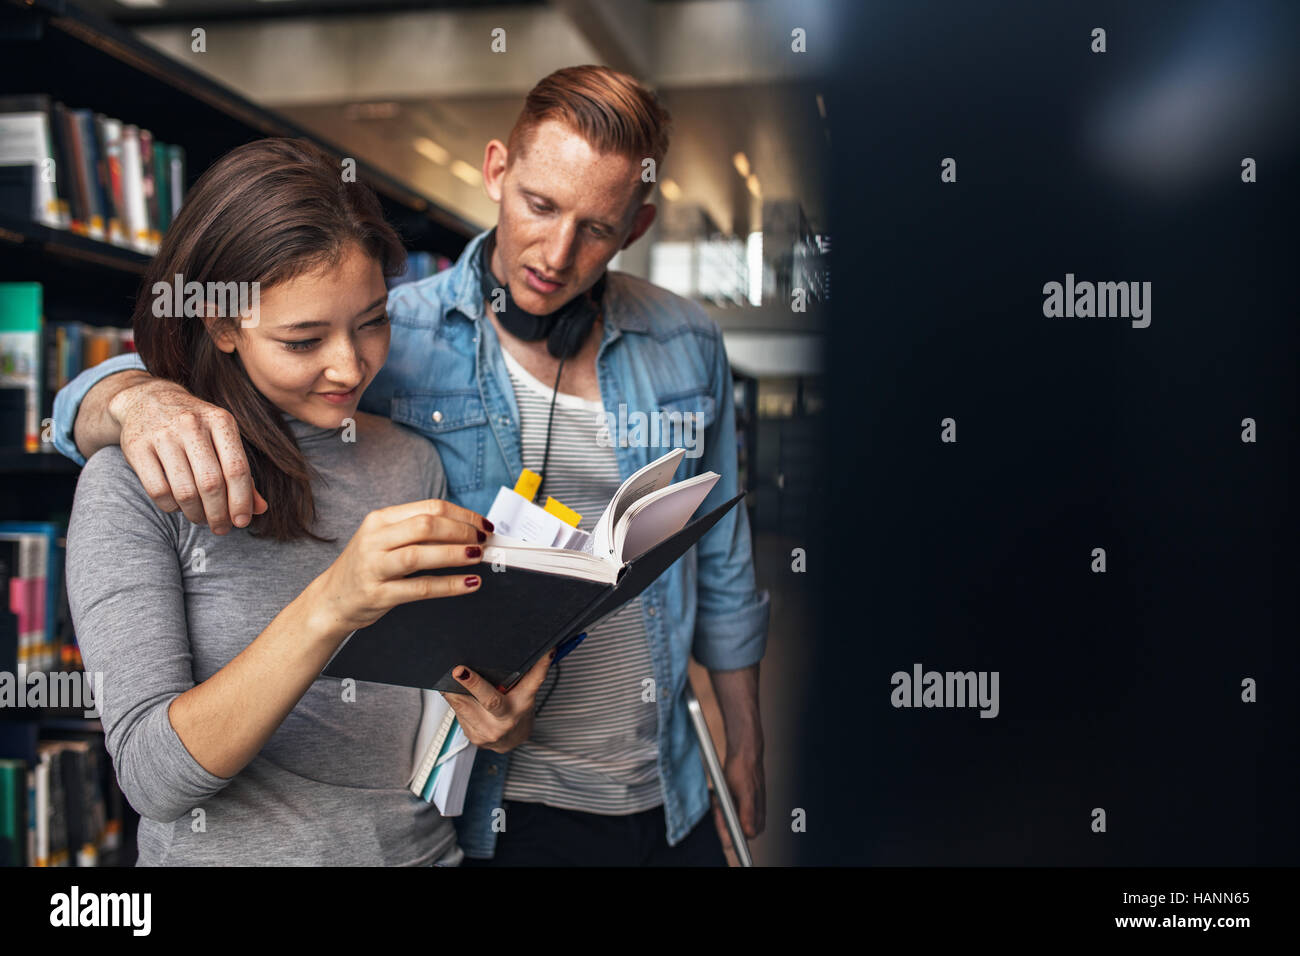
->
xmin=690 ymin=323 xmax=770 ymax=671
xmin=51 ymin=352 xmax=148 ymax=466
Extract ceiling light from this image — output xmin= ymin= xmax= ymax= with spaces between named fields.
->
xmin=450 ymin=160 xmax=482 ymax=186
xmin=413 ymin=137 xmax=450 ymax=166
xmin=660 ymin=178 xmax=682 ymax=201
xmin=732 ymin=152 xmax=750 ymax=178
xmin=746 ymin=174 xmax=761 ymax=197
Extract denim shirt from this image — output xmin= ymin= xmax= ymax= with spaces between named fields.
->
xmin=51 ymin=228 xmax=770 ymax=856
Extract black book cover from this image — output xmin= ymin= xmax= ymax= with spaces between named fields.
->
xmin=0 ymin=95 xmax=51 ymax=223
xmin=0 ymin=543 xmax=17 ymax=676
xmin=323 ymin=492 xmax=744 ymax=694
xmin=48 ymin=101 xmax=74 ymax=224
xmin=59 ymin=745 xmax=87 ymax=864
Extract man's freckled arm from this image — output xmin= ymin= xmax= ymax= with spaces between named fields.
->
xmin=74 ymin=369 xmax=155 ymax=460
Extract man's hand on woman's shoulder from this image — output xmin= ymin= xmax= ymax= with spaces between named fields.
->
xmin=109 ymin=377 xmax=267 ymax=534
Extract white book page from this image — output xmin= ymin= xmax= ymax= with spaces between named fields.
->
xmin=486 ymin=487 xmax=575 ymax=548
xmin=482 ymin=534 xmax=621 ymax=584
xmin=430 ymin=732 xmax=476 ymax=816
xmin=591 ymin=449 xmax=686 ymax=558
xmin=614 ymin=472 xmax=720 ymax=563
xmin=560 ymin=525 xmax=593 ymax=552
xmin=409 ymin=691 xmax=454 ymax=788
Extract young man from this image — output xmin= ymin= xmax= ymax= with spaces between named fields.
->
xmin=51 ymin=65 xmax=769 ymax=865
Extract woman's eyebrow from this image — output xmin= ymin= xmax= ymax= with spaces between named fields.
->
xmin=356 ymin=294 xmax=388 ymax=317
xmin=278 ymin=296 xmax=388 ymax=331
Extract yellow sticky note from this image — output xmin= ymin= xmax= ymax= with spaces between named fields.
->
xmin=513 ymin=468 xmax=542 ymax=502
xmin=543 ymin=496 xmax=582 ymax=528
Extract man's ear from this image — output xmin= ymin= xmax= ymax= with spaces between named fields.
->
xmin=482 ymin=138 xmax=508 ymax=204
xmin=622 ymin=203 xmax=657 ymax=250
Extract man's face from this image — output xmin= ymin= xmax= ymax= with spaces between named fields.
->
xmin=485 ymin=119 xmax=649 ymax=314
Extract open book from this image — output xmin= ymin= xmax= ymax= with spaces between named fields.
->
xmin=482 ymin=449 xmax=719 ymax=583
xmin=322 ymin=449 xmax=744 ymax=695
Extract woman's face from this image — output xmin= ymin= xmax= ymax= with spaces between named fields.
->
xmin=211 ymin=242 xmax=390 ymax=428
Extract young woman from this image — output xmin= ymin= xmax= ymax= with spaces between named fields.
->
xmin=64 ymin=138 xmax=537 ymax=865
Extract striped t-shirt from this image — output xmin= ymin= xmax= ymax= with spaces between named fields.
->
xmin=499 ymin=347 xmax=663 ymax=815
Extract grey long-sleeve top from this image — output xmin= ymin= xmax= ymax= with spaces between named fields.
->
xmin=64 ymin=409 xmax=457 ymax=865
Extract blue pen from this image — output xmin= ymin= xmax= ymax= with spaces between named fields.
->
xmin=552 ymin=632 xmax=587 ymax=663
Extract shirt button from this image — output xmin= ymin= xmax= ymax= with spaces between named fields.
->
xmin=431 ymin=410 xmax=443 ymax=423
xmin=648 ymin=607 xmax=657 ymax=617
xmin=486 ymin=765 xmax=498 ymax=776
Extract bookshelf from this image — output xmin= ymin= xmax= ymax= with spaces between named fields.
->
xmin=0 ymin=214 xmax=150 ymax=275
xmin=0 ymin=0 xmax=478 ymax=867
xmin=0 ymin=0 xmax=476 ymax=254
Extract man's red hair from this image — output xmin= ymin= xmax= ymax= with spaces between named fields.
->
xmin=507 ymin=65 xmax=673 ymax=199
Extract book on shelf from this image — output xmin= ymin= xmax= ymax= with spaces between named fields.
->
xmin=166 ymin=144 xmax=185 ymax=226
xmin=34 ymin=743 xmax=65 ymax=866
xmin=119 ymin=124 xmax=149 ymax=253
xmin=0 ymin=572 xmax=16 ymax=679
xmin=98 ymin=115 xmax=127 ymax=246
xmin=0 ymin=95 xmax=64 ymax=231
xmin=55 ymin=740 xmax=107 ymax=867
xmin=1 ymin=279 xmax=135 ymax=453
xmin=140 ymin=128 xmax=160 ymax=250
xmin=70 ymin=109 xmax=108 ymax=241
xmin=0 ymin=282 xmax=42 ymax=452
xmin=0 ymin=758 xmax=28 ymax=866
xmin=0 ymin=522 xmax=68 ymax=682
xmin=0 ymin=738 xmax=119 ymax=868
xmin=0 ymin=94 xmax=186 ymax=255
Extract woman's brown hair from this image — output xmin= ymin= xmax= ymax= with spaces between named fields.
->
xmin=131 ymin=137 xmax=406 ymax=542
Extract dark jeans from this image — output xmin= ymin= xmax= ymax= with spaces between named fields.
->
xmin=461 ymin=799 xmax=728 ymax=867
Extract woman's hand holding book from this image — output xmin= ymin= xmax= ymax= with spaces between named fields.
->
xmin=306 ymin=498 xmax=493 ymax=640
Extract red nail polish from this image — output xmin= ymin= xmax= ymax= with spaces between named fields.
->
xmin=482 ymin=518 xmax=495 ymax=532
xmin=464 ymin=575 xmax=481 ymax=588
xmin=466 ymin=546 xmax=482 ymax=558
xmin=476 ymin=529 xmax=486 ymax=542
xmin=455 ymin=667 xmax=469 ymax=681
